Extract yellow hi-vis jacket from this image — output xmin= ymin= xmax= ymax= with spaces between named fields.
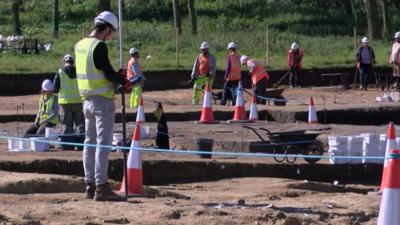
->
xmin=75 ymin=37 xmax=114 ymax=100
xmin=58 ymin=69 xmax=81 ymax=104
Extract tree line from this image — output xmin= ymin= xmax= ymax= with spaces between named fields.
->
xmin=8 ymin=0 xmax=399 ymax=40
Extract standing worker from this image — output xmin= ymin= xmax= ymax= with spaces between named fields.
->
xmin=240 ymin=55 xmax=269 ymax=105
xmin=53 ymin=54 xmax=85 ymax=150
xmin=75 ymin=11 xmax=126 ymax=201
xmin=190 ymin=42 xmax=216 ymax=105
xmin=24 ymin=79 xmax=58 ymax=137
xmin=221 ymin=42 xmax=241 ymax=106
xmin=287 ymin=42 xmax=303 ymax=88
xmin=127 ymin=47 xmax=145 ymax=109
xmin=356 ymin=37 xmax=375 ymax=91
xmin=390 ymin=32 xmax=400 ymax=91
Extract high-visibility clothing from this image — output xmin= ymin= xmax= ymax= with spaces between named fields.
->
xmin=287 ymin=49 xmax=303 ymax=69
xmin=130 ymin=85 xmax=142 ymax=109
xmin=39 ymin=95 xmax=58 ymax=125
xmin=198 ymin=54 xmax=210 ymax=76
xmin=127 ymin=57 xmax=142 ymax=80
xmin=248 ymin=59 xmax=269 ymax=85
xmin=58 ymin=69 xmax=81 ymax=104
xmin=227 ymin=53 xmax=241 ymax=81
xmin=75 ymin=37 xmax=114 ymax=100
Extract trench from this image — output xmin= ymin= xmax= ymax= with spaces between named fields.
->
xmin=0 ymin=159 xmax=383 ymax=186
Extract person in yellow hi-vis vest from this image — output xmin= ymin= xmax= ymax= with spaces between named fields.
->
xmin=127 ymin=47 xmax=145 ymax=109
xmin=53 ymin=54 xmax=85 ymax=150
xmin=75 ymin=11 xmax=126 ymax=202
xmin=190 ymin=42 xmax=216 ymax=104
xmin=24 ymin=79 xmax=59 ymax=137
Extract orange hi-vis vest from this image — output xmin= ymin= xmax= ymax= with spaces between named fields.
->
xmin=198 ymin=54 xmax=210 ymax=76
xmin=227 ymin=53 xmax=241 ymax=81
xmin=248 ymin=59 xmax=269 ymax=85
xmin=127 ymin=57 xmax=142 ymax=80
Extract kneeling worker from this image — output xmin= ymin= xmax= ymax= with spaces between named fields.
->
xmin=190 ymin=42 xmax=216 ymax=104
xmin=240 ymin=55 xmax=269 ymax=104
xmin=127 ymin=47 xmax=145 ymax=109
xmin=24 ymin=79 xmax=59 ymax=137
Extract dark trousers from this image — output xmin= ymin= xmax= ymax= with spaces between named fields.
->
xmin=289 ymin=67 xmax=300 ymax=87
xmin=221 ymin=80 xmax=240 ymax=105
xmin=24 ymin=122 xmax=56 ymax=138
xmin=358 ymin=63 xmax=372 ymax=90
xmin=59 ymin=103 xmax=85 ymax=135
xmin=254 ymin=77 xmax=267 ymax=105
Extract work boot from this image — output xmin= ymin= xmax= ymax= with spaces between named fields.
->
xmin=85 ymin=183 xmax=95 ymax=199
xmin=94 ymin=183 xmax=127 ymax=202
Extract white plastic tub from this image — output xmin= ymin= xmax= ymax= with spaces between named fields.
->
xmin=7 ymin=139 xmax=19 ymax=151
xmin=45 ymin=127 xmax=59 ymax=142
xmin=141 ymin=126 xmax=150 ymax=139
xmin=30 ymin=137 xmax=49 ymax=151
xmin=18 ymin=139 xmax=31 ymax=151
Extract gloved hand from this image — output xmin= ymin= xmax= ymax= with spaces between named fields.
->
xmin=118 ymin=68 xmax=127 ymax=78
xmin=114 ymin=84 xmax=124 ymax=94
xmin=124 ymin=79 xmax=132 ymax=92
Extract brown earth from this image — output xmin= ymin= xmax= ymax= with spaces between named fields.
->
xmin=0 ymin=171 xmax=380 ymax=225
xmin=0 ymin=87 xmax=393 ymax=225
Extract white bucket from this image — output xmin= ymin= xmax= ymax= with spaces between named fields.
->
xmin=7 ymin=139 xmax=19 ymax=151
xmin=30 ymin=137 xmax=49 ymax=151
xmin=18 ymin=139 xmax=31 ymax=151
xmin=45 ymin=127 xmax=59 ymax=142
xmin=141 ymin=126 xmax=150 ymax=139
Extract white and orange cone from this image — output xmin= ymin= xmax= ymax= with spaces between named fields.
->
xmin=377 ymin=149 xmax=400 ymax=225
xmin=380 ymin=122 xmax=397 ymax=191
xmin=136 ymin=97 xmax=145 ymax=123
xmin=248 ymin=93 xmax=258 ymax=121
xmin=308 ymin=97 xmax=318 ymax=123
xmin=227 ymin=82 xmax=249 ymax=123
xmin=119 ymin=122 xmax=144 ymax=195
xmin=197 ymin=84 xmax=217 ymax=124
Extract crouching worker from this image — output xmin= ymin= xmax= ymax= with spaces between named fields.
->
xmin=240 ymin=55 xmax=269 ymax=104
xmin=127 ymin=47 xmax=145 ymax=109
xmin=24 ymin=79 xmax=59 ymax=137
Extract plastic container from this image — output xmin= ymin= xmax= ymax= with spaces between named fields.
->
xmin=18 ymin=139 xmax=31 ymax=151
xmin=141 ymin=126 xmax=150 ymax=139
xmin=195 ymin=138 xmax=213 ymax=159
xmin=360 ymin=133 xmax=380 ymax=164
xmin=113 ymin=132 xmax=123 ymax=152
xmin=328 ymin=136 xmax=349 ymax=164
xmin=30 ymin=137 xmax=49 ymax=151
xmin=348 ymin=136 xmax=363 ymax=164
xmin=7 ymin=139 xmax=19 ymax=151
xmin=45 ymin=127 xmax=59 ymax=142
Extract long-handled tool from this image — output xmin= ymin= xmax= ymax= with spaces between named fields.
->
xmin=273 ymin=68 xmax=292 ymax=88
xmin=118 ymin=0 xmax=128 ymax=200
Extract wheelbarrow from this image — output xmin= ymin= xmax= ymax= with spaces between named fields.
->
xmin=243 ymin=126 xmax=327 ymax=164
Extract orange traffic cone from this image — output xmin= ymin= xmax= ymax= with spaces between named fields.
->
xmin=119 ymin=122 xmax=144 ymax=195
xmin=377 ymin=149 xmax=400 ymax=225
xmin=227 ymin=82 xmax=249 ymax=123
xmin=136 ymin=97 xmax=145 ymax=123
xmin=197 ymin=83 xmax=217 ymax=124
xmin=308 ymin=97 xmax=318 ymax=123
xmin=248 ymin=93 xmax=258 ymax=121
xmin=380 ymin=122 xmax=397 ymax=191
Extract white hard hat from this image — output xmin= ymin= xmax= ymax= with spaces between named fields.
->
xmin=395 ymin=32 xmax=400 ymax=38
xmin=129 ymin=48 xmax=139 ymax=55
xmin=240 ymin=55 xmax=249 ymax=65
xmin=200 ymin=42 xmax=210 ymax=49
xmin=94 ymin=11 xmax=118 ymax=30
xmin=291 ymin=42 xmax=299 ymax=50
xmin=361 ymin=37 xmax=369 ymax=43
xmin=227 ymin=42 xmax=237 ymax=50
xmin=63 ymin=54 xmax=74 ymax=63
xmin=42 ymin=79 xmax=54 ymax=91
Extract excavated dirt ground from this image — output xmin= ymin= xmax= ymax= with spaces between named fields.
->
xmin=0 ymin=171 xmax=380 ymax=225
xmin=0 ymin=87 xmax=395 ymax=224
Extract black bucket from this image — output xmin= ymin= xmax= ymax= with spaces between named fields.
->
xmin=195 ymin=138 xmax=213 ymax=159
